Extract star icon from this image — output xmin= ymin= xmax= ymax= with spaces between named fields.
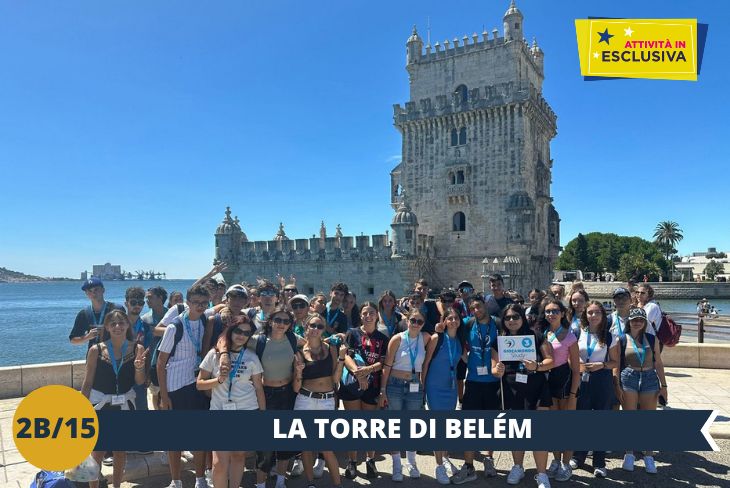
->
xmin=597 ymin=28 xmax=614 ymax=45
xmin=624 ymin=26 xmax=634 ymax=37
xmin=593 ymin=51 xmax=599 ymax=59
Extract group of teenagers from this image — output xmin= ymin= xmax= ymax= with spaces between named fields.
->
xmin=70 ymin=266 xmax=670 ymax=488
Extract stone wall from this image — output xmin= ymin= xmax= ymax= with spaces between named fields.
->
xmin=0 ymin=361 xmax=86 ymax=399
xmin=574 ymin=282 xmax=730 ymax=299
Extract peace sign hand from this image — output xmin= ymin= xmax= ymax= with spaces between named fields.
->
xmin=134 ymin=347 xmax=148 ymax=369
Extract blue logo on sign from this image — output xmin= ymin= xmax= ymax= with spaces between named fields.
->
xmin=521 ymin=337 xmax=533 ymax=348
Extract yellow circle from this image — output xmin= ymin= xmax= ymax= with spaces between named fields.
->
xmin=13 ymin=385 xmax=99 ymax=471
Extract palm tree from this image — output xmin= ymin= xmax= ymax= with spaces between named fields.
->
xmin=653 ymin=221 xmax=683 ymax=281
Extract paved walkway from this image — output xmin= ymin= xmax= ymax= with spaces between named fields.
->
xmin=1 ymin=367 xmax=729 ymax=488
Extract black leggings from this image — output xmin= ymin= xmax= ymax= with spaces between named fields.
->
xmin=573 ymin=370 xmax=613 ymax=468
xmin=256 ymin=384 xmax=298 ymax=472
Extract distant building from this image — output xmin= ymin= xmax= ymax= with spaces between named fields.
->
xmin=215 ymin=1 xmax=560 ymax=297
xmin=91 ymin=263 xmax=124 ymax=281
xmin=80 ymin=271 xmax=88 ymax=281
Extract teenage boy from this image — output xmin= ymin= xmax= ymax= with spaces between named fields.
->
xmin=157 ymin=285 xmax=211 ymax=488
xmin=413 ymin=278 xmax=439 ymax=334
xmin=485 ymin=274 xmax=514 ymax=317
xmin=69 ymin=278 xmax=122 ymax=348
xmin=141 ymin=286 xmax=168 ymax=410
xmin=125 ymin=287 xmax=153 ymax=410
xmin=451 ymin=297 xmax=499 ymax=484
xmin=246 ymin=280 xmax=279 ymax=331
xmin=324 ymin=282 xmax=349 ymax=335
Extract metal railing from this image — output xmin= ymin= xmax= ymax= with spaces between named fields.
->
xmin=665 ymin=312 xmax=730 ymax=343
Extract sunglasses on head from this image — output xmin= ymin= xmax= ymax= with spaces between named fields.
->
xmin=308 ymin=322 xmax=325 ymax=330
xmin=272 ymin=317 xmax=292 ymax=325
xmin=291 ymin=302 xmax=308 ymax=310
xmin=128 ymin=299 xmax=144 ymax=307
xmin=232 ymin=327 xmax=254 ymax=336
xmin=409 ymin=318 xmax=425 ymax=326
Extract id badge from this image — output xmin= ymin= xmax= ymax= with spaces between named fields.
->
xmin=111 ymin=395 xmax=125 ymax=406
xmin=409 ymin=382 xmax=420 ymax=393
xmin=581 ymin=372 xmax=590 ymax=383
xmin=222 ymin=402 xmax=236 ymax=411
xmin=515 ymin=373 xmax=528 ymax=384
xmin=477 ymin=366 xmax=489 ymax=376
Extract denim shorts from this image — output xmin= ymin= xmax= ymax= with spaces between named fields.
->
xmin=385 ymin=376 xmax=424 ymax=411
xmin=294 ymin=392 xmax=336 ymax=411
xmin=620 ymin=367 xmax=659 ymax=394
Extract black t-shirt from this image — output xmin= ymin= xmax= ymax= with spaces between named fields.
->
xmin=69 ymin=301 xmax=123 ymax=349
xmin=322 ymin=303 xmax=349 ymax=334
xmin=486 ymin=294 xmax=514 ymax=316
xmin=346 ymin=327 xmax=389 ymax=366
xmin=422 ymin=300 xmax=440 ymax=335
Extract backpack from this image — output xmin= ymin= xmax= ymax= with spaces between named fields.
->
xmin=619 ymin=333 xmax=656 ymax=372
xmin=208 ymin=313 xmax=225 ymax=351
xmin=149 ymin=304 xmax=187 ymax=386
xmin=254 ymin=330 xmax=298 ymax=360
xmin=653 ymin=313 xmax=682 ymax=347
xmin=31 ymin=472 xmax=75 ymax=488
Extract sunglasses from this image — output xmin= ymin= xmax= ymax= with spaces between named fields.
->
xmin=109 ymin=321 xmax=127 ymax=328
xmin=190 ymin=300 xmax=209 ymax=307
xmin=544 ymin=309 xmax=561 ymax=315
xmin=128 ymin=299 xmax=145 ymax=307
xmin=504 ymin=315 xmax=521 ymax=321
xmin=260 ymin=290 xmax=278 ymax=297
xmin=308 ymin=322 xmax=325 ymax=330
xmin=232 ymin=328 xmax=254 ymax=336
xmin=409 ymin=318 xmax=425 ymax=326
xmin=272 ymin=317 xmax=292 ymax=325
xmin=586 ymin=311 xmax=602 ymax=317
xmin=284 ymin=288 xmax=298 ymax=294
xmin=460 ymin=287 xmax=473 ymax=293
xmin=291 ymin=302 xmax=308 ymax=310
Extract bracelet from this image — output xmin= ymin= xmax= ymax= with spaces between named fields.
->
xmin=134 ymin=366 xmax=145 ymax=371
xmin=570 ymin=391 xmax=577 ymax=397
xmin=661 ymin=383 xmax=668 ymax=388
xmin=338 ymin=357 xmax=345 ymax=362
xmin=217 ymin=377 xmax=224 ymax=384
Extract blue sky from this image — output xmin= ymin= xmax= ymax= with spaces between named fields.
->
xmin=0 ymin=1 xmax=726 ymax=279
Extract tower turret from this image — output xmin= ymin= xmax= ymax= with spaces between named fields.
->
xmin=531 ymin=37 xmax=544 ymax=72
xmin=406 ymin=25 xmax=423 ymax=66
xmin=390 ymin=197 xmax=419 ymax=257
xmin=503 ymin=0 xmax=524 ymax=42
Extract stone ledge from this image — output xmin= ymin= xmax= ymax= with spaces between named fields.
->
xmin=662 ymin=343 xmax=730 ymax=370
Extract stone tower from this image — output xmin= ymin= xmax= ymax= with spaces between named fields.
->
xmin=391 ymin=0 xmax=560 ymax=291
xmin=391 ymin=197 xmax=419 ymax=257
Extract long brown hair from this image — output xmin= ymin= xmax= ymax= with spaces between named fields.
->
xmin=580 ymin=300 xmax=609 ymax=345
xmin=101 ymin=309 xmax=133 ymax=342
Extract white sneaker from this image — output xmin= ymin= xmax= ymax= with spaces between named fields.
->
xmin=182 ymin=451 xmax=194 ymax=461
xmin=205 ymin=469 xmax=213 ymax=486
xmin=274 ymin=476 xmax=286 ymax=488
xmin=443 ymin=458 xmax=458 ymax=477
xmin=435 ymin=465 xmax=450 ymax=485
xmin=546 ymin=460 xmax=560 ymax=479
xmin=166 ymin=481 xmax=182 ymax=488
xmin=622 ymin=453 xmax=635 ymax=472
xmin=406 ymin=464 xmax=420 ymax=479
xmin=195 ymin=477 xmax=210 ymax=488
xmin=644 ymin=455 xmax=657 ymax=474
xmin=535 ymin=473 xmax=551 ymax=488
xmin=568 ymin=459 xmax=579 ymax=470
xmin=594 ymin=467 xmax=607 ymax=478
xmin=507 ymin=465 xmax=525 ymax=485
xmin=290 ymin=458 xmax=304 ymax=477
xmin=392 ymin=464 xmax=404 ymax=482
xmin=313 ymin=458 xmax=326 ymax=479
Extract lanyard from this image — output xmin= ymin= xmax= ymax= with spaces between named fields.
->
xmin=258 ymin=310 xmax=266 ymax=323
xmin=460 ymin=301 xmax=470 ymax=318
xmin=571 ymin=316 xmax=581 ymax=331
xmin=628 ymin=334 xmax=647 ymax=366
xmin=585 ymin=332 xmax=597 ymax=361
xmin=90 ymin=302 xmax=108 ymax=325
xmin=106 ymin=340 xmax=128 ymax=394
xmin=228 ymin=349 xmax=246 ymax=401
xmin=133 ymin=318 xmax=144 ymax=337
xmin=548 ymin=325 xmax=564 ymax=344
xmin=403 ymin=332 xmax=420 ymax=375
xmin=382 ymin=311 xmax=397 ymax=336
xmin=613 ymin=312 xmax=625 ymax=338
xmin=326 ymin=305 xmax=339 ymax=327
xmin=182 ymin=312 xmax=202 ymax=354
xmin=472 ymin=321 xmax=492 ymax=366
xmin=445 ymin=334 xmax=459 ymax=371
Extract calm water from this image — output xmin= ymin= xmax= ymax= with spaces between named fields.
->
xmin=0 ymin=281 xmax=727 ymax=367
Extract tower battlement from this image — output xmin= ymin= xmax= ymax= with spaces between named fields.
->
xmin=235 ymin=234 xmax=393 ymax=263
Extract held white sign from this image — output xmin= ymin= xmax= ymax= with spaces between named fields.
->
xmin=497 ymin=335 xmax=537 ymax=362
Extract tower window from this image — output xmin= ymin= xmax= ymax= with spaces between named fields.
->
xmin=453 ymin=212 xmax=466 ymax=232
xmin=450 ymin=129 xmax=458 ymax=146
xmin=456 ymin=170 xmax=465 ymax=184
xmin=449 ymin=172 xmax=456 ymax=184
xmin=454 ymin=85 xmax=468 ymax=104
xmin=515 ymin=23 xmax=520 ymax=29
xmin=405 ymin=230 xmax=413 ymax=242
xmin=458 ymin=127 xmax=467 ymax=145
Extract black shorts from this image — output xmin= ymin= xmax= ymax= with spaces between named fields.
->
xmin=548 ymin=363 xmax=573 ymax=400
xmin=257 ymin=383 xmax=297 ymax=470
xmin=338 ymin=377 xmax=381 ymax=406
xmin=502 ymin=373 xmax=552 ymax=410
xmin=462 ymin=381 xmax=500 ymax=410
xmin=169 ymin=383 xmax=210 ymax=411
xmin=456 ymin=358 xmax=467 ymax=381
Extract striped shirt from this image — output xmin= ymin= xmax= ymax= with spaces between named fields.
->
xmin=158 ymin=318 xmax=204 ymax=393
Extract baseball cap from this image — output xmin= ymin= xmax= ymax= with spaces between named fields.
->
xmin=628 ymin=307 xmax=647 ymax=321
xmin=613 ymin=287 xmax=631 ymax=298
xmin=81 ymin=278 xmax=103 ymax=291
xmin=288 ymin=294 xmax=310 ymax=306
xmin=226 ymin=284 xmax=248 ymax=298
xmin=457 ymin=281 xmax=474 ymax=290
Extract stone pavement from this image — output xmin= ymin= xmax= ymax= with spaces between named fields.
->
xmin=1 ymin=367 xmax=729 ymax=488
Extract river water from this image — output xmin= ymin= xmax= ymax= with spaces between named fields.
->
xmin=0 ymin=281 xmax=727 ymax=367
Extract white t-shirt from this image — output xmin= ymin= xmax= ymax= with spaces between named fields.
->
xmin=578 ymin=330 xmax=618 ymax=363
xmin=158 ymin=318 xmax=205 ymax=392
xmin=642 ymin=301 xmax=662 ymax=333
xmin=161 ymin=304 xmax=216 ymax=326
xmin=199 ymin=348 xmax=263 ymax=410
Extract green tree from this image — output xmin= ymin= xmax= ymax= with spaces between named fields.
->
xmin=617 ymin=253 xmax=662 ymax=282
xmin=704 ymin=261 xmax=725 ymax=281
xmin=653 ymin=221 xmax=683 ymax=280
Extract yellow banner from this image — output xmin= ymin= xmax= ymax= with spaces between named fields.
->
xmin=575 ymin=19 xmax=697 ymax=81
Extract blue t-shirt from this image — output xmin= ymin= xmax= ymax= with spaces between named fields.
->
xmin=463 ymin=318 xmax=499 ymax=383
